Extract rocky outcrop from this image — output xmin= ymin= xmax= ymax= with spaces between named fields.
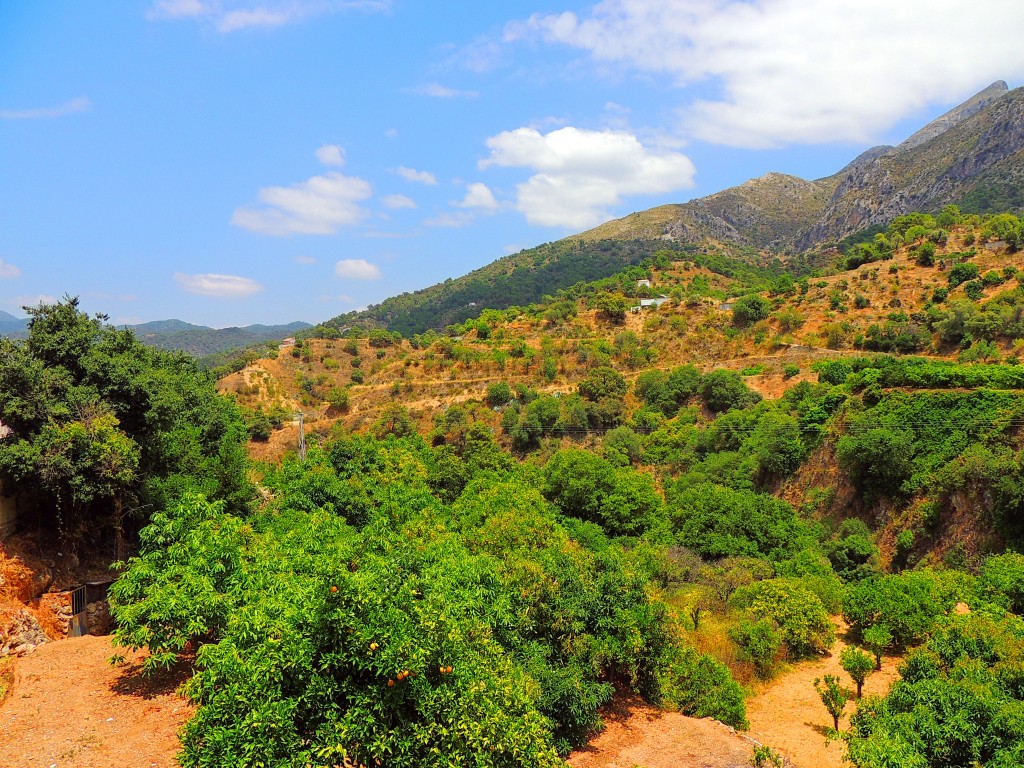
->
xmin=584 ymin=81 xmax=1024 ymax=255
xmin=0 ymin=609 xmax=49 ymax=656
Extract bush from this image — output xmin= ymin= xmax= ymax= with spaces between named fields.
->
xmin=732 ymin=294 xmax=771 ymax=327
xmin=658 ymin=643 xmax=748 ymax=728
xmin=484 ymin=381 xmax=512 ymax=407
xmin=699 ymin=370 xmax=761 ymax=413
xmin=731 ymin=618 xmax=783 ymax=678
xmin=668 ymin=483 xmax=805 ymax=560
xmin=543 ymin=449 xmax=663 ymax=536
xmin=844 ymin=571 xmax=954 ymax=647
xmin=949 ymin=262 xmax=980 ymax=288
xmin=732 ymin=579 xmax=836 ymax=659
xmin=817 ymin=360 xmax=853 ymax=385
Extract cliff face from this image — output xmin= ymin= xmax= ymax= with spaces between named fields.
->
xmin=796 ymin=82 xmax=1023 ymax=248
xmin=587 ymin=81 xmax=1024 ymax=254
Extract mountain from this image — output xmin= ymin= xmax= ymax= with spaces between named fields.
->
xmin=0 ymin=311 xmax=27 ymax=336
xmin=0 ymin=316 xmax=311 ymax=357
xmin=130 ymin=320 xmax=312 ymax=356
xmin=317 ymin=81 xmax=1024 ymax=336
xmin=317 ymin=238 xmax=668 ymax=337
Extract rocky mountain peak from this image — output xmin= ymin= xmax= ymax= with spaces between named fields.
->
xmin=898 ymin=80 xmax=1009 ymax=150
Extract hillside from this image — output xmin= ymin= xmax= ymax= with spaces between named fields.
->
xmin=319 ymin=81 xmax=1024 ymax=336
xmin=317 ymin=238 xmax=668 ymax=337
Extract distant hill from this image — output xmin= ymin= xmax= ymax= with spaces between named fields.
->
xmin=318 ymin=81 xmax=1024 ymax=336
xmin=316 ymin=238 xmax=671 ymax=337
xmin=0 ymin=311 xmax=27 ymax=337
xmin=1 ymin=315 xmax=310 ymax=357
xmin=129 ymin=320 xmax=311 ymax=357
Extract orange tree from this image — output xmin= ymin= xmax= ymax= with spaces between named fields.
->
xmin=112 ymin=435 xmax=747 ymax=767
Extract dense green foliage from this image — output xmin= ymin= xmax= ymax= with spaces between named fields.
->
xmin=112 ymin=435 xmax=747 ymax=766
xmin=314 ymin=239 xmax=664 ymax=336
xmin=847 ymin=610 xmax=1024 ymax=767
xmin=0 ymin=299 xmax=250 ymax=550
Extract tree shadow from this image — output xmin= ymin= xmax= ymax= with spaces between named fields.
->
xmin=805 ymin=721 xmax=834 ymax=737
xmin=110 ymin=654 xmax=194 ymax=700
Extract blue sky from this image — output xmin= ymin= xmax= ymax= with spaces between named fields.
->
xmin=2 ymin=1 xmax=1024 ymax=327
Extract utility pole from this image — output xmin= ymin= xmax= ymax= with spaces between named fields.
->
xmin=297 ymin=410 xmax=306 ymax=461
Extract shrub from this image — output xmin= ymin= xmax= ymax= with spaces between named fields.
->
xmin=731 ymin=618 xmax=783 ymax=679
xmin=949 ymin=262 xmax=980 ymax=288
xmin=699 ymin=370 xmax=761 ymax=413
xmin=658 ymin=643 xmax=748 ymax=728
xmin=484 ymin=381 xmax=512 ymax=407
xmin=732 ymin=294 xmax=771 ymax=327
xmin=732 ymin=579 xmax=835 ymax=659
xmin=844 ymin=571 xmax=954 ymax=647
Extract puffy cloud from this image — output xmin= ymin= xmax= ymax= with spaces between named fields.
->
xmin=315 ymin=144 xmax=346 ymax=167
xmin=1 ymin=96 xmax=91 ymax=120
xmin=394 ymin=166 xmax=437 ymax=185
xmin=146 ymin=0 xmax=392 ymax=32
xmin=381 ymin=194 xmax=417 ymax=210
xmin=457 ymin=183 xmax=499 ymax=211
xmin=413 ymin=83 xmax=480 ymax=99
xmin=0 ymin=259 xmax=22 ymax=279
xmin=175 ymin=273 xmax=264 ymax=297
xmin=507 ymin=0 xmax=1024 ymax=148
xmin=231 ymin=171 xmax=372 ymax=236
xmin=480 ymin=126 xmax=695 ymax=228
xmin=335 ymin=258 xmax=381 ymax=280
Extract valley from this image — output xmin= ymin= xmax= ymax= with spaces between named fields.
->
xmin=4 ymin=82 xmax=1024 ymax=768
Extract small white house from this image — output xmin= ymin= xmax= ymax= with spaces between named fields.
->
xmin=636 ymin=278 xmax=652 ymax=288
xmin=630 ymin=295 xmax=670 ymax=312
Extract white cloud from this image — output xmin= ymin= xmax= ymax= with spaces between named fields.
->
xmin=294 ymin=255 xmax=318 ymax=264
xmin=8 ymin=295 xmax=58 ymax=308
xmin=315 ymin=144 xmax=346 ymax=167
xmin=480 ymin=126 xmax=695 ymax=228
xmin=1 ymin=96 xmax=91 ymax=120
xmin=146 ymin=0 xmax=205 ymax=19
xmin=394 ymin=166 xmax=437 ymax=185
xmin=413 ymin=83 xmax=480 ymax=99
xmin=424 ymin=212 xmax=476 ymax=228
xmin=232 ymin=171 xmax=372 ymax=236
xmin=381 ymin=194 xmax=417 ymax=210
xmin=457 ymin=183 xmax=499 ymax=211
xmin=384 ymin=128 xmax=399 ymax=139
xmin=147 ymin=0 xmax=392 ymax=32
xmin=175 ymin=273 xmax=264 ymax=297
xmin=507 ymin=0 xmax=1024 ymax=148
xmin=0 ymin=260 xmax=22 ymax=279
xmin=335 ymin=258 xmax=381 ymax=280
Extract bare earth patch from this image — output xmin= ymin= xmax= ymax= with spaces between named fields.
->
xmin=0 ymin=634 xmax=192 ymax=768
xmin=568 ymin=697 xmax=754 ymax=768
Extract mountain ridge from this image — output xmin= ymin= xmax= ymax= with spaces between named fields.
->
xmin=314 ymin=80 xmax=1024 ymax=336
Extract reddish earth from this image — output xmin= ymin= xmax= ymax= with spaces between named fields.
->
xmin=745 ymin=629 xmax=900 ymax=768
xmin=567 ymin=697 xmax=754 ymax=768
xmin=0 ymin=635 xmax=192 ymax=768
